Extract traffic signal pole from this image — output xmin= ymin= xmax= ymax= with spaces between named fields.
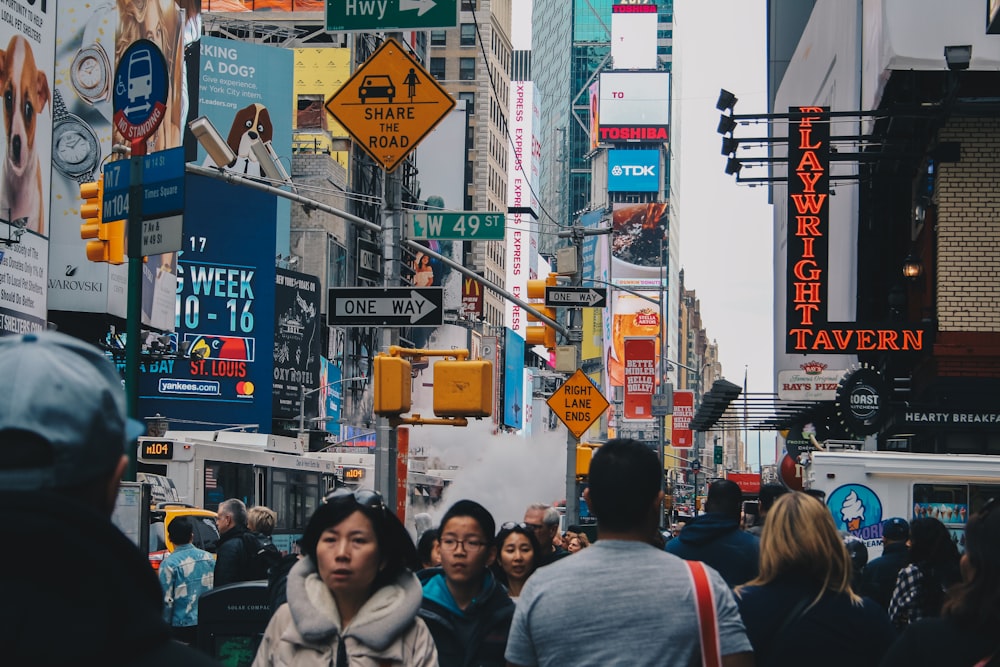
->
xmin=124 ymin=142 xmax=145 ymax=481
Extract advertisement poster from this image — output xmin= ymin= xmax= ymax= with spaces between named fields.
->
xmin=503 ymin=329 xmax=525 ymax=429
xmin=611 ymin=201 xmax=667 ymax=288
xmin=272 ymin=268 xmax=321 ymax=422
xmin=672 ymin=389 xmax=694 ymax=448
xmin=0 ymin=0 xmax=55 ymax=333
xmin=607 ymin=293 xmax=660 ymax=388
xmin=48 ymin=0 xmax=193 ymax=318
xmin=623 ymin=337 xmax=655 ymax=421
xmin=138 ymin=176 xmax=276 ymax=428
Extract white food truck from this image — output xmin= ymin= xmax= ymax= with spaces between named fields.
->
xmin=805 ymin=450 xmax=1000 ymax=560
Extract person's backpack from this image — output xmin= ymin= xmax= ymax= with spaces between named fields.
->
xmin=242 ymin=532 xmax=282 ymax=581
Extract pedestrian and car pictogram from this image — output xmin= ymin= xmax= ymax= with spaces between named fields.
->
xmin=325 ymin=38 xmax=454 ymax=172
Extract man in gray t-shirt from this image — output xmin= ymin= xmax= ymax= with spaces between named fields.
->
xmin=505 ymin=438 xmax=753 ymax=667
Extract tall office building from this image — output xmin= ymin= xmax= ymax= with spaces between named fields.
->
xmin=532 ymin=1 xmax=673 ymax=255
xmin=426 ymin=0 xmax=513 ymax=328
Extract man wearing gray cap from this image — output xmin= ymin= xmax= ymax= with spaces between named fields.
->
xmin=0 ymin=331 xmax=220 ymax=666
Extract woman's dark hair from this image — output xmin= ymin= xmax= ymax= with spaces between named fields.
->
xmin=490 ymin=523 xmax=541 ymax=589
xmin=942 ymin=499 xmax=1000 ymax=633
xmin=908 ymin=517 xmax=961 ymax=618
xmin=417 ymin=528 xmax=439 ymax=568
xmin=301 ymin=495 xmax=418 ymax=590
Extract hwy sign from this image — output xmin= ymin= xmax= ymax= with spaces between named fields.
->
xmin=546 ymin=369 xmax=610 ymax=440
xmin=544 ymin=286 xmax=607 ymax=308
xmin=325 ymin=38 xmax=454 ymax=172
xmin=407 ymin=212 xmax=505 ymax=241
xmin=329 ymin=287 xmax=443 ymax=327
xmin=112 ymin=39 xmax=168 ymax=142
xmin=327 ymin=0 xmax=458 ymax=31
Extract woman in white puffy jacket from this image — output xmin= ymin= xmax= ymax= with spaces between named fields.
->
xmin=253 ymin=488 xmax=438 ymax=667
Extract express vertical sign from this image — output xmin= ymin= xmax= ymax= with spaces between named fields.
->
xmin=785 ymin=107 xmax=927 ymax=354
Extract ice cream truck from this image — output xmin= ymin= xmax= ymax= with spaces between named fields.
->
xmin=805 ymin=450 xmax=1000 ymax=560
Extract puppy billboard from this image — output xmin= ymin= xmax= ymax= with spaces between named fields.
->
xmin=0 ymin=0 xmax=55 ymax=334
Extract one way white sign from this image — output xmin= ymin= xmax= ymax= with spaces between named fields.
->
xmin=328 ymin=287 xmax=443 ymax=327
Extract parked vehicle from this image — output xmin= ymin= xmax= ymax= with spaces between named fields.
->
xmin=805 ymin=450 xmax=1000 ymax=560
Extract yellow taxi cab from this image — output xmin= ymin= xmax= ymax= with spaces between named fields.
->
xmin=148 ymin=502 xmax=220 ymax=571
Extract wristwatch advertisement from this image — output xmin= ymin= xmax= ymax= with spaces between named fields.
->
xmin=51 ymin=88 xmax=101 ymax=184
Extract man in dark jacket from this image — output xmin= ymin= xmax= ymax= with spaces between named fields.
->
xmin=419 ymin=499 xmax=514 ymax=667
xmin=0 ymin=331 xmax=220 ymax=666
xmin=861 ymin=517 xmax=910 ymax=609
xmin=214 ymin=498 xmax=254 ymax=586
xmin=665 ymin=479 xmax=760 ymax=587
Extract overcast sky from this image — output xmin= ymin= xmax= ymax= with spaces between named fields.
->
xmin=674 ymin=1 xmax=777 ymax=466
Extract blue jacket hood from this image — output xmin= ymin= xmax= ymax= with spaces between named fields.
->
xmin=676 ymin=513 xmax=742 ymax=546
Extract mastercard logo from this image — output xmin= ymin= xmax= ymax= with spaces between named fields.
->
xmin=236 ymin=381 xmax=255 ymax=397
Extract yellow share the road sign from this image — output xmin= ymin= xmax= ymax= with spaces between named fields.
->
xmin=547 ymin=369 xmax=611 ymax=440
xmin=325 ymin=37 xmax=455 ymax=172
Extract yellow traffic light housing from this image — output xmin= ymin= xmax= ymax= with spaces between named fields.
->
xmin=79 ymin=178 xmax=126 ymax=264
xmin=373 ymin=354 xmax=412 ymax=415
xmin=575 ymin=445 xmax=593 ymax=477
xmin=525 ymin=272 xmax=558 ymax=349
xmin=433 ymin=359 xmax=493 ymax=418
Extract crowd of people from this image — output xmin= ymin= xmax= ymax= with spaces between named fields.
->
xmin=3 ymin=332 xmax=999 ymax=666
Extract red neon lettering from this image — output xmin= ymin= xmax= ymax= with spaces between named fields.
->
xmin=791 ymin=195 xmax=828 ymax=215
xmin=797 ymin=171 xmax=822 ymax=193
xmin=794 ymin=282 xmax=821 ymax=302
xmin=796 ymin=215 xmax=822 ymax=236
xmin=793 ymin=259 xmax=822 ymax=282
xmin=794 ymin=304 xmax=820 ymax=326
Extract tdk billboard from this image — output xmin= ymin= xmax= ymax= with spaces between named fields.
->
xmin=608 ymin=149 xmax=660 ymax=192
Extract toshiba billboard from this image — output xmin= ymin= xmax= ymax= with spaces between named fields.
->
xmin=598 ymin=72 xmax=670 ymax=144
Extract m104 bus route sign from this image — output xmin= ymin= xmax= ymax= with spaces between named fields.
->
xmin=547 ymin=369 xmax=611 ymax=439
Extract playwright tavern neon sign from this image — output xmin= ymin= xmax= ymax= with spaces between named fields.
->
xmin=785 ymin=106 xmax=926 ymax=353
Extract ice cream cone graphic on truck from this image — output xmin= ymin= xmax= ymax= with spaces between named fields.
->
xmin=841 ymin=490 xmax=865 ymax=531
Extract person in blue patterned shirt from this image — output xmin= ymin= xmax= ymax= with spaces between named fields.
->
xmin=159 ymin=516 xmax=216 ymax=644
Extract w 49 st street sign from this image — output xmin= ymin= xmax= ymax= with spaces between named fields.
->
xmin=329 ymin=287 xmax=443 ymax=327
xmin=407 ymin=211 xmax=505 ymax=241
xmin=544 ymin=286 xmax=607 ymax=308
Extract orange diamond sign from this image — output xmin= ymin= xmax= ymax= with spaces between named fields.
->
xmin=325 ymin=38 xmax=455 ymax=172
xmin=547 ymin=369 xmax=610 ymax=440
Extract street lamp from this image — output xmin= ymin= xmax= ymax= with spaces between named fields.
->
xmin=298 ymin=376 xmax=366 ymax=437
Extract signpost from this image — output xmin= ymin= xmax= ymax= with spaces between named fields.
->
xmin=325 ymin=38 xmax=455 ymax=172
xmin=407 ymin=211 xmax=505 ymax=241
xmin=103 ymin=146 xmax=184 ymax=256
xmin=328 ymin=287 xmax=443 ymax=327
xmin=544 ymin=286 xmax=607 ymax=308
xmin=546 ymin=369 xmax=611 ymax=440
xmin=326 ymin=0 xmax=458 ymax=32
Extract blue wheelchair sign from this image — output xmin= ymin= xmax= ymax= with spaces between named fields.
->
xmin=112 ymin=40 xmax=168 ymax=142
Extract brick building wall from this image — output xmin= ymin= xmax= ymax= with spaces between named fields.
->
xmin=936 ymin=118 xmax=1000 ymax=333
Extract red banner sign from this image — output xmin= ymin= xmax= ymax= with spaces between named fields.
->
xmin=672 ymin=390 xmax=694 ymax=447
xmin=726 ymin=472 xmax=761 ymax=495
xmin=623 ymin=337 xmax=656 ymax=420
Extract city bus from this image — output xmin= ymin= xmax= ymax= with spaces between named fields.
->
xmin=136 ymin=430 xmax=375 ymax=552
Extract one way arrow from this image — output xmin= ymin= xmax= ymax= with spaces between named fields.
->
xmin=545 ymin=287 xmax=607 ymax=308
xmin=334 ymin=289 xmax=439 ymax=324
xmin=400 ymin=0 xmax=436 ymax=16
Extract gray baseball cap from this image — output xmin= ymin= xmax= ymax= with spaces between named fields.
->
xmin=0 ymin=331 xmax=146 ymax=490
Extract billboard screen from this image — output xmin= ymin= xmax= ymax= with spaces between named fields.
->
xmin=504 ymin=329 xmax=526 ymax=429
xmin=272 ymin=268 xmax=322 ymax=422
xmin=0 ymin=0 xmax=55 ymax=334
xmin=608 ymin=149 xmax=660 ymax=192
xmin=623 ymin=337 xmax=656 ymax=421
xmin=598 ymin=72 xmax=669 ymax=144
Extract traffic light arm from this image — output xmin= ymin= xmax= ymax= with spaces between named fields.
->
xmin=389 ymin=414 xmax=469 ymax=428
xmin=388 ymin=345 xmax=469 ymax=361
xmin=186 ymin=162 xmax=567 ymax=337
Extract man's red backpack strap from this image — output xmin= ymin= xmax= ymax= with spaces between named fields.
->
xmin=686 ymin=560 xmax=722 ymax=667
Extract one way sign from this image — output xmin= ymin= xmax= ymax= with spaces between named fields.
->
xmin=329 ymin=287 xmax=443 ymax=327
xmin=545 ymin=286 xmax=607 ymax=308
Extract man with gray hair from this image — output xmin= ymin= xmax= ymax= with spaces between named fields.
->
xmin=523 ymin=503 xmax=569 ymax=567
xmin=0 ymin=331 xmax=220 ymax=665
xmin=214 ymin=497 xmax=254 ymax=586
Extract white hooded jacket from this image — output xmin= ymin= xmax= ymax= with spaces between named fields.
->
xmin=253 ymin=556 xmax=438 ymax=666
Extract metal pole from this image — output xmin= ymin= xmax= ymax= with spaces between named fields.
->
xmin=124 ymin=143 xmax=145 ymax=482
xmin=658 ymin=241 xmax=667 ymax=529
xmin=564 ymin=227 xmax=584 ymax=528
xmin=298 ymin=384 xmax=306 ymax=435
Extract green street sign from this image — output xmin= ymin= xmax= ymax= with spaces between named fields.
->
xmin=407 ymin=212 xmax=506 ymax=241
xmin=326 ymin=0 xmax=458 ymax=32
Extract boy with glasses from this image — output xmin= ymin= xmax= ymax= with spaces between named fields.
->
xmin=418 ymin=499 xmax=514 ymax=667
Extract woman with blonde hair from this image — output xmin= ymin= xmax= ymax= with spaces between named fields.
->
xmin=735 ymin=492 xmax=895 ymax=667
